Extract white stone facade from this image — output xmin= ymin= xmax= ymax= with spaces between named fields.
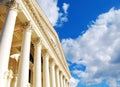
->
xmin=0 ymin=0 xmax=71 ymax=87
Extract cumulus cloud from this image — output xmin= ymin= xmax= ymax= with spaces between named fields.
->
xmin=57 ymin=3 xmax=69 ymax=26
xmin=70 ymin=77 xmax=79 ymax=87
xmin=61 ymin=8 xmax=120 ymax=86
xmin=107 ymin=78 xmax=117 ymax=87
xmin=37 ymin=0 xmax=69 ymax=26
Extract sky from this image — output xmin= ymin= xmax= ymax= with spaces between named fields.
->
xmin=37 ymin=0 xmax=120 ymax=87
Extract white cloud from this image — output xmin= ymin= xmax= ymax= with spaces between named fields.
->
xmin=62 ymin=3 xmax=69 ymax=14
xmin=107 ymin=78 xmax=117 ymax=87
xmin=37 ymin=0 xmax=69 ymax=26
xmin=61 ymin=8 xmax=120 ymax=86
xmin=70 ymin=77 xmax=79 ymax=87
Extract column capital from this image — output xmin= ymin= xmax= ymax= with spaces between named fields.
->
xmin=42 ymin=49 xmax=49 ymax=58
xmin=7 ymin=1 xmax=20 ymax=11
xmin=23 ymin=21 xmax=32 ymax=30
xmin=33 ymin=37 xmax=42 ymax=46
xmin=60 ymin=71 xmax=63 ymax=75
xmin=56 ymin=66 xmax=59 ymax=71
xmin=50 ymin=59 xmax=55 ymax=67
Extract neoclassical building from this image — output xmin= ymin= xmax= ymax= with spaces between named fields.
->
xmin=0 ymin=0 xmax=71 ymax=87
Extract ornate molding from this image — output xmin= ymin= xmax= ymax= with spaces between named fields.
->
xmin=42 ymin=49 xmax=49 ymax=58
xmin=32 ymin=37 xmax=42 ymax=46
xmin=22 ymin=21 xmax=32 ymax=32
xmin=50 ymin=59 xmax=55 ymax=67
xmin=6 ymin=1 xmax=19 ymax=10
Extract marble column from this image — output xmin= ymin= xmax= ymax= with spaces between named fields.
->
xmin=63 ymin=76 xmax=65 ymax=87
xmin=68 ymin=81 xmax=70 ymax=87
xmin=65 ymin=79 xmax=68 ymax=87
xmin=68 ymin=82 xmax=70 ymax=87
xmin=33 ymin=38 xmax=42 ymax=87
xmin=65 ymin=79 xmax=67 ymax=87
xmin=68 ymin=80 xmax=69 ymax=87
xmin=60 ymin=72 xmax=63 ymax=87
xmin=17 ymin=22 xmax=32 ymax=87
xmin=43 ymin=50 xmax=50 ymax=87
xmin=64 ymin=76 xmax=66 ymax=87
xmin=0 ymin=2 xmax=18 ymax=87
xmin=56 ymin=67 xmax=60 ymax=87
xmin=50 ymin=60 xmax=56 ymax=87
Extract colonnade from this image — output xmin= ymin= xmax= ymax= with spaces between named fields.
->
xmin=0 ymin=1 xmax=70 ymax=87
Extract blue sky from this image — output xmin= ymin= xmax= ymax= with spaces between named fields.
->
xmin=56 ymin=0 xmax=120 ymax=40
xmin=38 ymin=0 xmax=120 ymax=87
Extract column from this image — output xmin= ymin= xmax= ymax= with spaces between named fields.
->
xmin=33 ymin=38 xmax=42 ymax=87
xmin=65 ymin=78 xmax=67 ymax=87
xmin=60 ymin=72 xmax=63 ymax=87
xmin=68 ymin=82 xmax=70 ymax=87
xmin=64 ymin=76 xmax=66 ymax=87
xmin=66 ymin=80 xmax=68 ymax=87
xmin=68 ymin=80 xmax=70 ymax=87
xmin=43 ymin=50 xmax=50 ymax=87
xmin=68 ymin=81 xmax=70 ymax=87
xmin=50 ymin=60 xmax=56 ymax=87
xmin=66 ymin=81 xmax=68 ymax=87
xmin=63 ymin=76 xmax=65 ymax=87
xmin=17 ymin=22 xmax=32 ymax=87
xmin=0 ymin=2 xmax=18 ymax=87
xmin=56 ymin=67 xmax=60 ymax=87
xmin=67 ymin=80 xmax=69 ymax=87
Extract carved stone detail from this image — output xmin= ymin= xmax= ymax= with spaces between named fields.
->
xmin=33 ymin=37 xmax=42 ymax=46
xmin=22 ymin=21 xmax=32 ymax=32
xmin=7 ymin=1 xmax=19 ymax=10
xmin=42 ymin=49 xmax=49 ymax=57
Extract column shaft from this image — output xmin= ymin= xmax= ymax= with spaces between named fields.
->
xmin=60 ymin=72 xmax=63 ymax=87
xmin=17 ymin=27 xmax=32 ymax=87
xmin=67 ymin=80 xmax=69 ymax=87
xmin=68 ymin=82 xmax=70 ymax=87
xmin=33 ymin=40 xmax=42 ymax=87
xmin=43 ymin=51 xmax=50 ymax=87
xmin=50 ymin=60 xmax=56 ymax=87
xmin=56 ymin=67 xmax=60 ymax=87
xmin=63 ymin=76 xmax=65 ymax=87
xmin=0 ymin=4 xmax=18 ymax=87
xmin=65 ymin=79 xmax=67 ymax=87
